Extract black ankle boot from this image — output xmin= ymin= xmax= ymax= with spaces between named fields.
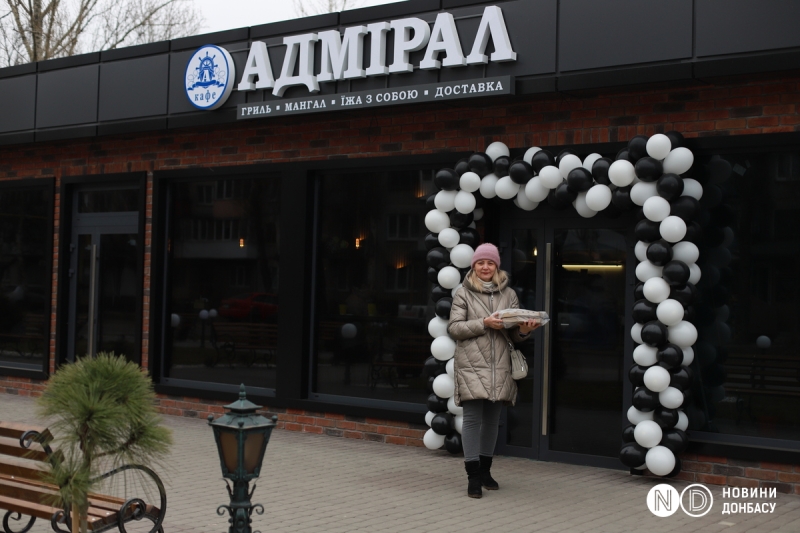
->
xmin=479 ymin=455 xmax=499 ymax=490
xmin=464 ymin=460 xmax=482 ymax=498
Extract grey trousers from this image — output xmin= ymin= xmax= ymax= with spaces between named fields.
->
xmin=461 ymin=399 xmax=503 ymax=462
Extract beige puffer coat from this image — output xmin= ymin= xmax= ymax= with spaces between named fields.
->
xmin=447 ymin=272 xmax=528 ymax=406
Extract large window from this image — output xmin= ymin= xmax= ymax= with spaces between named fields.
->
xmin=0 ymin=183 xmax=51 ymax=373
xmin=312 ymin=170 xmax=435 ymax=404
xmin=691 ymin=147 xmax=800 ymax=444
xmin=162 ymin=176 xmax=280 ymax=392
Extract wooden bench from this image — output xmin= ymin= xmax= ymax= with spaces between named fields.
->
xmin=209 ymin=322 xmax=277 ymax=368
xmin=722 ymin=352 xmax=800 ymax=422
xmin=0 ymin=422 xmax=166 ymax=533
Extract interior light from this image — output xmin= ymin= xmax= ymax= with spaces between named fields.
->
xmin=562 ymin=264 xmax=623 ymax=271
xmin=355 ymin=238 xmax=361 ymax=249
xmin=533 ymin=247 xmax=538 ymax=257
xmin=239 ymin=238 xmax=245 ymax=248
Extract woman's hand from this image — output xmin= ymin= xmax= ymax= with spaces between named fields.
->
xmin=518 ymin=319 xmax=541 ymax=335
xmin=483 ymin=314 xmax=505 ymax=330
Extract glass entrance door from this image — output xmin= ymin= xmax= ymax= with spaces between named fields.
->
xmin=496 ymin=216 xmax=634 ymax=467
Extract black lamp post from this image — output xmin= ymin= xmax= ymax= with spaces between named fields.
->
xmin=208 ymin=384 xmax=277 ymax=533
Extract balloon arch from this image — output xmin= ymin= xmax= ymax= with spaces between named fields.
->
xmin=422 ymin=133 xmax=701 ymax=477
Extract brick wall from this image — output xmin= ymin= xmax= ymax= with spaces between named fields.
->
xmin=675 ymin=454 xmax=800 ymax=495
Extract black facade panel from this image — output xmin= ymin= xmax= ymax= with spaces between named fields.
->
xmin=35 ymin=124 xmax=97 ymax=142
xmin=516 ymin=76 xmax=556 ymax=95
xmin=0 ymin=76 xmax=36 ymax=133
xmin=559 ymin=0 xmax=692 ymax=72
xmin=487 ymin=0 xmax=556 ymax=77
xmin=35 ymin=65 xmax=99 ymax=128
xmin=696 ymin=0 xmax=800 ymax=57
xmin=99 ymin=55 xmax=169 ymax=122
xmin=167 ymin=108 xmax=238 ymax=129
xmin=251 ymin=13 xmax=339 ymax=39
xmin=171 ymin=28 xmax=250 ymax=51
xmin=98 ymin=117 xmax=167 ymax=137
xmin=101 ymin=41 xmax=171 ymax=62
xmin=694 ymin=50 xmax=800 ymax=79
xmin=558 ymin=63 xmax=693 ymax=92
xmin=37 ymin=52 xmax=100 ymax=72
xmin=0 ymin=131 xmax=34 ymax=145
xmin=0 ymin=62 xmax=36 ymax=79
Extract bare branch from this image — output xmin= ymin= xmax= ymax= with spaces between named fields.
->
xmin=293 ymin=0 xmax=365 ymax=18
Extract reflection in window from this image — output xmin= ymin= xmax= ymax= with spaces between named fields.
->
xmin=0 ymin=187 xmax=50 ymax=372
xmin=163 ymin=177 xmax=280 ymax=390
xmin=313 ymin=170 xmax=435 ymax=403
xmin=691 ymin=150 xmax=800 ymax=443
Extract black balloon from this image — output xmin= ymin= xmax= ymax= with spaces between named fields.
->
xmin=619 ymin=443 xmax=648 ymax=468
xmin=704 ymin=364 xmax=727 ymax=388
xmin=427 ymin=375 xmax=436 ymax=393
xmin=602 ymin=201 xmax=623 ymax=219
xmin=435 ymin=298 xmax=452 ymax=320
xmin=616 ymin=147 xmax=632 ymax=162
xmin=592 ymin=157 xmax=613 ymax=185
xmin=669 ymin=366 xmax=692 ymax=391
xmin=455 ymin=158 xmax=470 ymax=177
xmin=449 ymin=210 xmax=473 ymax=229
xmin=426 ymin=194 xmax=437 ymax=210
xmin=634 ymin=157 xmax=663 ymax=182
xmin=632 ymin=387 xmax=660 ymax=412
xmin=646 ymin=239 xmax=673 ymax=266
xmin=556 ymin=149 xmax=573 ymax=163
xmin=653 ymin=407 xmax=679 ymax=429
xmin=683 ymin=221 xmax=702 ymax=243
xmin=494 ymin=156 xmax=511 ymax=177
xmin=458 ymin=228 xmax=480 ymax=248
xmin=629 ymin=364 xmax=647 ymax=387
xmin=611 ymin=185 xmax=634 ymax=210
xmin=509 ymin=161 xmax=533 ymax=184
xmin=635 ymin=219 xmax=661 ymax=242
xmin=547 ymin=185 xmax=571 ymax=210
xmin=657 ymin=344 xmax=684 ymax=368
xmin=664 ymin=131 xmax=684 ymax=149
xmin=473 ymin=191 xmax=486 ymax=209
xmin=665 ymin=456 xmax=683 ymax=478
xmin=431 ymin=413 xmax=454 ymax=435
xmin=427 ymin=267 xmax=440 ymax=284
xmin=567 ymin=167 xmax=594 ymax=192
xmin=555 ymin=182 xmax=577 ymax=203
xmin=635 ymin=206 xmax=646 ymax=221
xmin=628 ymin=135 xmax=649 ymax=161
xmin=434 ymin=168 xmax=459 ymax=191
xmin=424 ymin=232 xmax=440 ymax=251
xmin=530 ymin=149 xmax=555 ymax=173
xmin=662 ymin=260 xmax=690 ymax=288
xmin=427 ymin=393 xmax=448 ymax=413
xmin=423 ymin=356 xmax=446 ymax=378
xmin=467 ymin=153 xmax=492 ymax=177
xmin=641 ymin=320 xmax=668 ymax=347
xmin=683 ymin=305 xmax=696 ymax=323
xmin=657 ymin=173 xmax=684 ymax=201
xmin=634 ymin=282 xmax=645 ymax=301
xmin=431 ymin=284 xmax=451 ymax=302
xmin=444 ymin=432 xmax=463 ymax=454
xmin=670 ymin=282 xmax=696 ymax=307
xmin=632 ymin=299 xmax=658 ymax=324
xmin=622 ymin=424 xmax=636 ymax=443
xmin=427 ymin=247 xmax=450 ymax=270
xmin=670 ymin=196 xmax=699 ymax=222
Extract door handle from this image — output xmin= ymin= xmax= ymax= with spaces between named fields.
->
xmin=541 ymin=242 xmax=553 ymax=436
xmin=87 ymin=244 xmax=98 ymax=358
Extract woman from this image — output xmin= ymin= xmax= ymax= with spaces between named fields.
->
xmin=448 ymin=243 xmax=539 ymax=498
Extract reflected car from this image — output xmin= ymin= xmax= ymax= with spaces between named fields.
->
xmin=218 ymin=293 xmax=278 ymax=320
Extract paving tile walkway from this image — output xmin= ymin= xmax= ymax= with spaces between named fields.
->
xmin=1 ymin=393 xmax=799 ymax=533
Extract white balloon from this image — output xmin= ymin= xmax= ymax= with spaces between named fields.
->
xmin=627 ymin=406 xmax=654 ymax=425
xmin=659 ymin=216 xmax=687 ymax=243
xmin=423 ymin=428 xmax=445 ymax=450
xmin=425 ymin=411 xmax=436 ymax=426
xmin=495 ymin=175 xmax=520 ymax=200
xmin=573 ymin=192 xmax=597 ymax=218
xmin=341 ymin=323 xmax=357 ymax=338
xmin=459 ymin=171 xmax=481 ymax=193
xmin=432 ymin=373 xmax=455 ymax=398
xmin=454 ymin=190 xmax=476 ymax=214
xmin=438 ymin=228 xmax=459 ymax=248
xmin=447 ymin=396 xmax=463 ymax=415
xmin=425 ymin=209 xmax=450 ymax=233
xmin=643 ymin=196 xmax=671 ymax=222
xmin=451 ymin=284 xmax=462 ymax=298
xmin=630 ymin=181 xmax=658 ymax=206
xmin=199 ymin=309 xmax=209 ymax=320
xmin=680 ymin=178 xmax=703 ymax=200
xmin=668 ymin=321 xmax=698 ymax=348
xmin=437 ymin=266 xmax=461 ymax=289
xmin=446 ymin=358 xmax=454 ymax=379
xmin=454 ymin=414 xmax=463 ymax=434
xmin=643 ymin=277 xmax=671 ymax=303
xmin=428 ymin=317 xmax=450 ymax=338
xmin=559 ymin=154 xmax=582 ymax=179
xmin=646 ymin=134 xmax=672 ymax=160
xmin=663 ymin=147 xmax=694 ymax=175
xmin=450 ymin=244 xmax=474 ymax=269
xmin=634 ymin=420 xmax=663 ymax=448
xmin=485 ymin=141 xmax=510 ymax=161
xmin=646 ymin=446 xmax=676 ymax=476
xmin=170 ymin=313 xmax=181 ymax=327
xmin=631 ymin=323 xmax=644 ymax=344
xmin=643 ymin=366 xmax=671 ymax=393
xmin=688 ymin=263 xmax=702 ymax=285
xmin=756 ymin=335 xmax=772 ymax=349
xmin=538 ymin=165 xmax=563 ymax=189
xmin=479 ymin=173 xmax=499 ymax=198
xmin=208 ymin=309 xmax=218 ymax=318
xmin=681 ymin=346 xmax=694 ymax=366
xmin=633 ymin=344 xmax=658 ymax=366
xmin=608 ymin=159 xmax=636 ymax=187
xmin=675 ymin=410 xmax=689 ymax=431
xmin=585 ymin=184 xmax=612 ymax=211
xmin=583 ymin=153 xmax=602 ymax=172
xmin=434 ymin=190 xmax=457 ymax=212
xmin=657 ymin=299 xmax=685 ymax=327
xmin=431 ymin=336 xmax=456 ymax=361
xmin=523 ymin=147 xmax=542 ymax=165
xmin=671 ymin=241 xmax=699 ymax=265
xmin=659 ymin=387 xmax=684 ymax=409
xmin=636 ymin=261 xmax=663 ymax=282
xmin=525 ymin=176 xmax=550 ymax=202
xmin=516 ymin=188 xmax=538 ymax=211
xmin=635 ymin=241 xmax=649 ymax=262
xmin=473 ymin=208 xmax=484 ymax=221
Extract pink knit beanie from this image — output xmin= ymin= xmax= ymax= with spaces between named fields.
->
xmin=471 ymin=243 xmax=501 ymax=269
